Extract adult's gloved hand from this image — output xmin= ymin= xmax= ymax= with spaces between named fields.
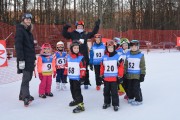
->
xmin=95 ymin=19 xmax=100 ymax=26
xmin=19 ymin=61 xmax=25 ymax=70
xmin=139 ymin=74 xmax=145 ymax=82
xmin=89 ymin=64 xmax=93 ymax=71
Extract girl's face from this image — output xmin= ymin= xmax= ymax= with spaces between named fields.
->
xmin=44 ymin=48 xmax=51 ymax=54
xmin=95 ymin=38 xmax=101 ymax=44
xmin=130 ymin=45 xmax=138 ymax=51
xmin=23 ymin=18 xmax=31 ymax=26
xmin=73 ymin=45 xmax=79 ymax=54
xmin=122 ymin=43 xmax=128 ymax=50
xmin=56 ymin=44 xmax=64 ymax=51
xmin=107 ymin=46 xmax=114 ymax=53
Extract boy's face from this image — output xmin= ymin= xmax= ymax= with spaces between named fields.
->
xmin=73 ymin=45 xmax=79 ymax=54
xmin=130 ymin=45 xmax=138 ymax=51
xmin=77 ymin=25 xmax=84 ymax=29
xmin=122 ymin=43 xmax=128 ymax=50
xmin=23 ymin=18 xmax=31 ymax=26
xmin=44 ymin=48 xmax=51 ymax=54
xmin=107 ymin=46 xmax=114 ymax=53
xmin=95 ymin=38 xmax=101 ymax=44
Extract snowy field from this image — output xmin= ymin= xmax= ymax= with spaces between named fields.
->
xmin=0 ymin=49 xmax=180 ymax=120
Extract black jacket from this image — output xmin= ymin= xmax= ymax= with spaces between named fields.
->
xmin=62 ymin=24 xmax=100 ymax=64
xmin=15 ymin=23 xmax=36 ymax=72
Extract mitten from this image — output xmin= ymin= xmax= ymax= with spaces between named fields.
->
xmin=139 ymin=74 xmax=145 ymax=82
xmin=89 ymin=64 xmax=93 ymax=71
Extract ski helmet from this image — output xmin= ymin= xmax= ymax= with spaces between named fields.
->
xmin=22 ymin=13 xmax=32 ymax=20
xmin=70 ymin=41 xmax=80 ymax=54
xmin=75 ymin=20 xmax=84 ymax=27
xmin=113 ymin=37 xmax=121 ymax=45
xmin=130 ymin=40 xmax=139 ymax=47
xmin=120 ymin=38 xmax=129 ymax=45
xmin=40 ymin=43 xmax=52 ymax=55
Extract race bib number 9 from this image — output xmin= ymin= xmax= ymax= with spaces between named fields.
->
xmin=104 ymin=60 xmax=118 ymax=73
xmin=68 ymin=62 xmax=80 ymax=76
xmin=42 ymin=63 xmax=52 ymax=72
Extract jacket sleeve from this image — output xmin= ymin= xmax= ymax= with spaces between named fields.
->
xmin=62 ymin=25 xmax=72 ymax=39
xmin=89 ymin=47 xmax=94 ymax=65
xmin=87 ymin=24 xmax=100 ymax=39
xmin=15 ymin=28 xmax=24 ymax=61
xmin=140 ymin=55 xmax=146 ymax=75
xmin=37 ymin=56 xmax=42 ymax=73
xmin=100 ymin=62 xmax=105 ymax=76
xmin=52 ymin=57 xmax=56 ymax=72
xmin=80 ymin=57 xmax=86 ymax=78
xmin=118 ymin=58 xmax=124 ymax=77
xmin=64 ymin=57 xmax=68 ymax=75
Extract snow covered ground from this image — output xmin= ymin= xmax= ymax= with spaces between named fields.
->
xmin=0 ymin=49 xmax=180 ymax=120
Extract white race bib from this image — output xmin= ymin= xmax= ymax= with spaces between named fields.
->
xmin=42 ymin=63 xmax=52 ymax=72
xmin=56 ymin=58 xmax=66 ymax=65
xmin=68 ymin=62 xmax=80 ymax=76
xmin=128 ymin=58 xmax=140 ymax=70
xmin=93 ymin=49 xmax=104 ymax=59
xmin=103 ymin=60 xmax=118 ymax=74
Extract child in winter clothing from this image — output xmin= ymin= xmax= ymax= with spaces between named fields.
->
xmin=100 ymin=40 xmax=124 ymax=111
xmin=37 ymin=43 xmax=56 ymax=98
xmin=54 ymin=41 xmax=67 ymax=90
xmin=124 ymin=40 xmax=146 ymax=106
xmin=64 ymin=41 xmax=86 ymax=113
xmin=89 ymin=34 xmax=105 ymax=90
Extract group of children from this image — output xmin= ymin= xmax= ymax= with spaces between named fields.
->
xmin=35 ymin=33 xmax=146 ymax=113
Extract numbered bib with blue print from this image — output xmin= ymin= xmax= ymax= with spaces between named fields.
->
xmin=104 ymin=60 xmax=118 ymax=74
xmin=56 ymin=58 xmax=66 ymax=65
xmin=128 ymin=58 xmax=140 ymax=70
xmin=42 ymin=63 xmax=52 ymax=72
xmin=68 ymin=62 xmax=80 ymax=76
xmin=93 ymin=49 xmax=104 ymax=59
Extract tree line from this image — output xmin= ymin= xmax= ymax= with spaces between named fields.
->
xmin=0 ymin=0 xmax=180 ymax=31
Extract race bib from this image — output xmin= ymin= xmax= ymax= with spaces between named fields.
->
xmin=56 ymin=58 xmax=66 ymax=65
xmin=128 ymin=58 xmax=140 ymax=70
xmin=93 ymin=49 xmax=104 ymax=59
xmin=42 ymin=63 xmax=52 ymax=72
xmin=68 ymin=62 xmax=80 ymax=76
xmin=104 ymin=60 xmax=118 ymax=73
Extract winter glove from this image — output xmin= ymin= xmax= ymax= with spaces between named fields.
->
xmin=95 ymin=19 xmax=100 ymax=26
xmin=117 ymin=77 xmax=123 ymax=84
xmin=139 ymin=74 xmax=145 ymax=82
xmin=53 ymin=71 xmax=56 ymax=78
xmin=38 ymin=73 xmax=43 ymax=80
xmin=18 ymin=61 xmax=25 ymax=70
xmin=79 ymin=78 xmax=85 ymax=85
xmin=89 ymin=64 xmax=93 ymax=71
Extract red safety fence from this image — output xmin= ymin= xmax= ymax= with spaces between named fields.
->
xmin=0 ymin=22 xmax=180 ymax=50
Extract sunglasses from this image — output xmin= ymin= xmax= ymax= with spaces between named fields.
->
xmin=75 ymin=21 xmax=84 ymax=26
xmin=24 ymin=14 xmax=32 ymax=19
xmin=56 ymin=46 xmax=64 ymax=49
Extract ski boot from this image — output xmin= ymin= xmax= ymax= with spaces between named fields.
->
xmin=73 ymin=103 xmax=85 ymax=113
xmin=96 ymin=86 xmax=101 ymax=91
xmin=84 ymin=85 xmax=88 ymax=89
xmin=102 ymin=104 xmax=110 ymax=109
xmin=56 ymin=82 xmax=60 ymax=90
xmin=23 ymin=97 xmax=31 ymax=107
xmin=39 ymin=94 xmax=46 ymax=98
xmin=45 ymin=92 xmax=53 ymax=97
xmin=19 ymin=95 xmax=34 ymax=101
xmin=113 ymin=106 xmax=119 ymax=111
xmin=61 ymin=83 xmax=67 ymax=90
xmin=128 ymin=99 xmax=135 ymax=104
xmin=69 ymin=101 xmax=78 ymax=106
xmin=131 ymin=101 xmax=143 ymax=106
